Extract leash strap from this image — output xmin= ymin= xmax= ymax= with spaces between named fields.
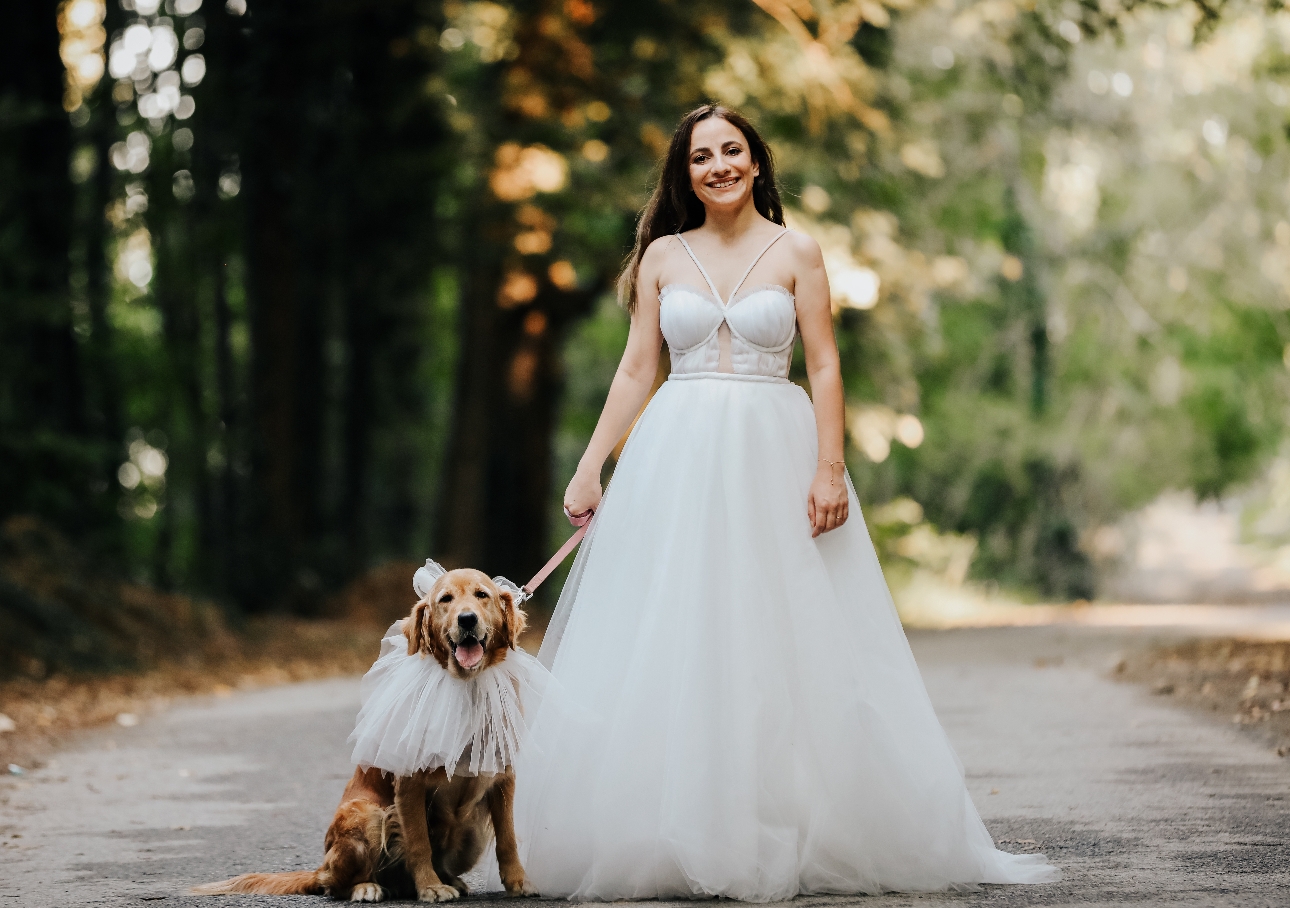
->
xmin=521 ymin=507 xmax=594 ymax=599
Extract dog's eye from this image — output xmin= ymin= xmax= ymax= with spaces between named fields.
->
xmin=473 ymin=590 xmax=490 ymax=599
xmin=438 ymin=593 xmax=453 ymax=603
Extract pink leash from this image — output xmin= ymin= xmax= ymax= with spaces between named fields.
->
xmin=521 ymin=507 xmax=594 ymax=599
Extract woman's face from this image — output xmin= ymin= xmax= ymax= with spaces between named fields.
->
xmin=688 ymin=116 xmax=759 ymax=213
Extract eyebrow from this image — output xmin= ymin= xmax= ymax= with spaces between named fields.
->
xmin=690 ymin=140 xmax=743 ymax=155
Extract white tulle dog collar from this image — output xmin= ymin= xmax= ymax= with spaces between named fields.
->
xmin=348 ymin=618 xmax=549 ymax=778
xmin=347 ymin=559 xmax=546 ymax=778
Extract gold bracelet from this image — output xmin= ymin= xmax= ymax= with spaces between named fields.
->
xmin=820 ymin=458 xmax=845 ymax=486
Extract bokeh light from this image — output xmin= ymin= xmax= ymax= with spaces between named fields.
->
xmin=490 ymin=144 xmax=569 ymax=201
xmin=58 ymin=0 xmax=106 ymax=113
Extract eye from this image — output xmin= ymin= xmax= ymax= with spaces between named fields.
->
xmin=692 ymin=154 xmax=707 ymax=165
xmin=473 ymin=590 xmax=490 ymax=599
xmin=438 ymin=593 xmax=453 ymax=603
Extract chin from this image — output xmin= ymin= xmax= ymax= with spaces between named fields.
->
xmin=447 ymin=630 xmax=489 ymax=678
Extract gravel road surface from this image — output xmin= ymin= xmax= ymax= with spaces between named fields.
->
xmin=1 ymin=626 xmax=1286 ymax=907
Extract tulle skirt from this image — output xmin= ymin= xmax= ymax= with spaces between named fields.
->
xmin=512 ymin=373 xmax=1059 ymax=900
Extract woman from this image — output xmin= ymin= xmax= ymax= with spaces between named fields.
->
xmin=513 ymin=105 xmax=1059 ymax=900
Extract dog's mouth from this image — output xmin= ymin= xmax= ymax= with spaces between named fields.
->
xmin=453 ymin=634 xmax=486 ymax=670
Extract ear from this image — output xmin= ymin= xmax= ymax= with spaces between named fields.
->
xmin=426 ymin=614 xmax=452 ymax=667
xmin=499 ymin=589 xmax=527 ymax=650
xmin=405 ymin=600 xmax=430 ymax=656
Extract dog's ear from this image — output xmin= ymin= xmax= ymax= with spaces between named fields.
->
xmin=498 ymin=589 xmax=527 ymax=650
xmin=426 ymin=611 xmax=452 ymax=666
xmin=405 ymin=600 xmax=430 ymax=656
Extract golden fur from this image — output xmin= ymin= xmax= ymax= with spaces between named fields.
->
xmin=193 ymin=569 xmax=533 ymax=903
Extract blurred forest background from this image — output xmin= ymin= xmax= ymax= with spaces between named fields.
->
xmin=7 ymin=0 xmax=1290 ymax=675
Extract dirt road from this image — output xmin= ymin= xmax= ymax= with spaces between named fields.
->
xmin=1 ymin=626 xmax=1286 ymax=907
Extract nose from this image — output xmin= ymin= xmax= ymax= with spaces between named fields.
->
xmin=457 ymin=612 xmax=478 ymax=631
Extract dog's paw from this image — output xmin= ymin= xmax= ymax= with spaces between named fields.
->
xmin=503 ymin=876 xmax=537 ymax=897
xmin=447 ymin=876 xmax=470 ymax=896
xmin=350 ymin=882 xmax=385 ymax=902
xmin=416 ymin=884 xmax=459 ymax=902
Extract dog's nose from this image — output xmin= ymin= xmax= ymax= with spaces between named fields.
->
xmin=457 ymin=612 xmax=478 ymax=631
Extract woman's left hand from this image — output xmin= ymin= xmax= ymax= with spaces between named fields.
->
xmin=807 ymin=462 xmax=849 ymax=538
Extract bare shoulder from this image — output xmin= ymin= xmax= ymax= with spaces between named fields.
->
xmin=782 ymin=229 xmax=828 ymax=306
xmin=641 ymin=234 xmax=679 ymax=267
xmin=782 ymin=228 xmax=824 ymax=267
xmin=635 ymin=235 xmax=678 ymax=303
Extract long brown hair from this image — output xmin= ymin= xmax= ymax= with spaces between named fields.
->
xmin=617 ymin=104 xmax=784 ymax=314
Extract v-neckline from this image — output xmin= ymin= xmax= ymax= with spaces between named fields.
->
xmin=675 ymin=229 xmax=789 ymax=308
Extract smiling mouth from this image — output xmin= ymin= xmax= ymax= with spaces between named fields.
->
xmin=453 ymin=635 xmax=486 ymax=670
xmin=709 ymin=177 xmax=739 ymax=189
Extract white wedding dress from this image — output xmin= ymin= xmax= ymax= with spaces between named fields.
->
xmin=510 ymin=229 xmax=1059 ymax=900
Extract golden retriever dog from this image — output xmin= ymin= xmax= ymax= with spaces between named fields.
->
xmin=191 ymin=766 xmax=413 ymax=901
xmin=394 ymin=568 xmax=535 ymax=901
xmin=193 ymin=568 xmax=533 ymax=903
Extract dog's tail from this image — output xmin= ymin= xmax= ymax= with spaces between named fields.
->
xmin=190 ymin=870 xmax=324 ymax=896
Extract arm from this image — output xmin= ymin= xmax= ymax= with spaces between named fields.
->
xmin=790 ymin=232 xmax=850 ymax=537
xmin=563 ymin=240 xmax=667 ymax=514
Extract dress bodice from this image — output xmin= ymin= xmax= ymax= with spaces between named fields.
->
xmin=659 ymin=229 xmax=797 ymax=379
xmin=659 ymin=284 xmax=797 ymax=378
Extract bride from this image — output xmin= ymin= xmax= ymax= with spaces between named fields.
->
xmin=511 ymin=104 xmax=1059 ymax=900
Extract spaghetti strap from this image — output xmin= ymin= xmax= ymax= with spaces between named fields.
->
xmin=728 ymin=229 xmax=789 ymax=304
xmin=675 ymin=228 xmax=790 ymax=307
xmin=674 ymin=234 xmax=724 ymax=305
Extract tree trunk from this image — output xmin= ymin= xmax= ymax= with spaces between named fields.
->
xmin=238 ymin=2 xmax=329 ymax=608
xmin=340 ymin=274 xmax=374 ymax=575
xmin=435 ymin=254 xmax=600 ymax=585
xmin=0 ymin=1 xmax=95 ymax=534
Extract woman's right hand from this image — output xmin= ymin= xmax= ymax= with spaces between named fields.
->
xmin=564 ymin=463 xmax=603 ymax=517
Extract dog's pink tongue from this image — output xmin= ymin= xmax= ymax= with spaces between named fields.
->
xmin=455 ymin=642 xmax=484 ymax=669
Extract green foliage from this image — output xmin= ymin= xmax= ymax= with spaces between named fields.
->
xmin=8 ymin=0 xmax=1290 ymax=612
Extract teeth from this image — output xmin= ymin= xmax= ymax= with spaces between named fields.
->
xmin=711 ymin=178 xmax=737 ymax=188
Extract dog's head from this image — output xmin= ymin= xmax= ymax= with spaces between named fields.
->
xmin=404 ymin=568 xmax=527 ymax=678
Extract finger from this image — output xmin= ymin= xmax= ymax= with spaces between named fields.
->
xmin=807 ymin=494 xmax=817 ymax=527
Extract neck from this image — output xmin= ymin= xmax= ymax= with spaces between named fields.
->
xmin=701 ymin=196 xmax=763 ymax=243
